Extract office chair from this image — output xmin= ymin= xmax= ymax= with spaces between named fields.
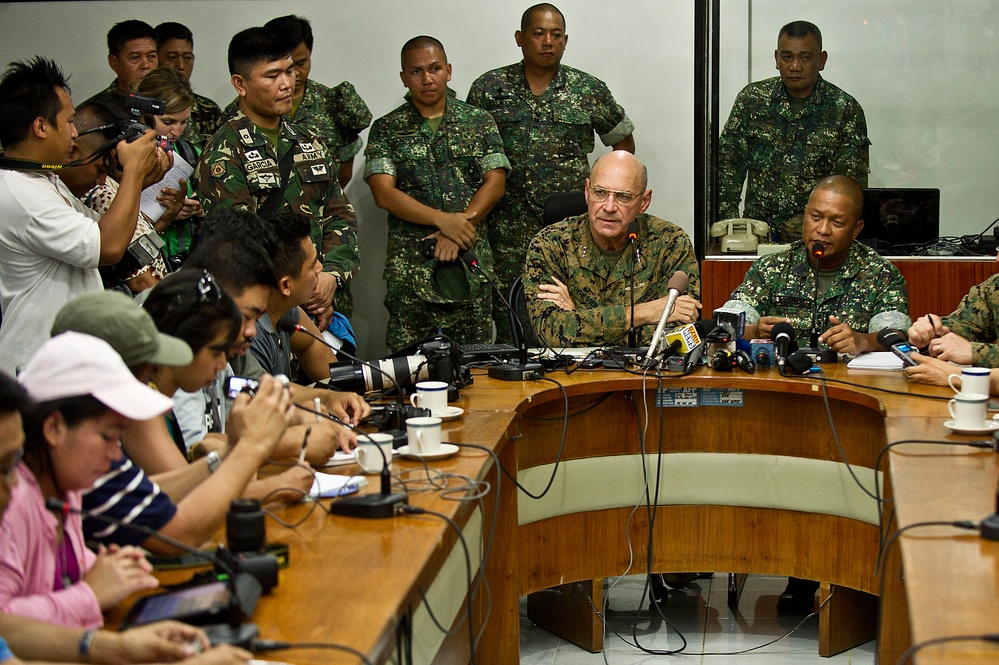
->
xmin=542 ymin=190 xmax=587 ymax=226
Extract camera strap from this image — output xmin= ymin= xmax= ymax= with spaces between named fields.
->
xmin=0 ymin=143 xmax=112 ymax=173
xmin=0 ymin=156 xmax=70 ymax=172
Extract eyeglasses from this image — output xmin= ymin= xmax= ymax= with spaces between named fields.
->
xmin=194 ymin=270 xmax=222 ymax=303
xmin=165 ymin=270 xmax=223 ymax=318
xmin=588 ymin=186 xmax=641 ymax=206
xmin=0 ymin=447 xmax=23 ymax=483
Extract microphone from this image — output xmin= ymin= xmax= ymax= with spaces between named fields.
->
xmin=626 ymin=221 xmax=640 ymax=349
xmin=876 ymin=328 xmax=918 ymax=367
xmin=460 ymin=251 xmax=544 ymax=381
xmin=645 ymin=271 xmax=689 ymax=364
xmin=770 ymin=322 xmax=797 ymax=375
xmin=876 ymin=329 xmax=906 ymax=349
xmin=784 ymin=349 xmax=815 ymax=375
xmin=627 ymin=221 xmax=639 ymax=244
xmin=44 ymin=498 xmax=261 ymax=648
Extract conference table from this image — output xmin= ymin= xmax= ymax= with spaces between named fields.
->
xmin=123 ymin=361 xmax=999 ymax=664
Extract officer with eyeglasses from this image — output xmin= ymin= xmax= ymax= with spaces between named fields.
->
xmin=523 ymin=151 xmax=701 ymax=347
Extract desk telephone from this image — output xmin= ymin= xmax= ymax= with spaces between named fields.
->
xmin=710 ymin=218 xmax=770 ymax=253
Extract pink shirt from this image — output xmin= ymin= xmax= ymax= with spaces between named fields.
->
xmin=0 ymin=463 xmax=101 ymax=627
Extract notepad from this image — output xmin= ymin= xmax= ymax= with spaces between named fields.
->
xmin=846 ymin=352 xmax=904 ymax=370
xmin=309 ymin=472 xmax=367 ymax=498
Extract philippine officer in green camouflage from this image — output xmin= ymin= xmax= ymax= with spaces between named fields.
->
xmin=717 ymin=21 xmax=870 ymax=243
xmin=906 ymin=272 xmax=999 ymax=368
xmin=467 ymin=3 xmax=635 ymax=340
xmin=724 ymin=176 xmax=908 ymax=355
xmin=154 ymin=22 xmax=225 ymax=150
xmin=193 ymin=26 xmax=358 ymax=331
xmin=365 ymin=36 xmax=510 ymax=351
xmin=524 ymin=151 xmax=701 ymax=347
xmin=264 ymin=15 xmax=372 ymax=188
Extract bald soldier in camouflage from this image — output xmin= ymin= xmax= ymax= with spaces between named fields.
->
xmin=524 ymin=152 xmax=701 ymax=347
xmin=467 ymin=3 xmax=635 ymax=340
xmin=193 ymin=26 xmax=357 ymax=330
xmin=907 ymin=273 xmax=999 ymax=368
xmin=717 ymin=20 xmax=870 ymax=242
xmin=264 ymin=15 xmax=372 ymax=189
xmin=365 ymin=36 xmax=510 ymax=351
xmin=723 ymin=176 xmax=908 ymax=355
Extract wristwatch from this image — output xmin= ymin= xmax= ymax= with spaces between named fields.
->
xmin=205 ymin=450 xmax=222 ymax=474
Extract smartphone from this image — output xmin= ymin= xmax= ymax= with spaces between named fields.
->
xmin=422 ymin=237 xmax=437 ymax=260
xmin=890 ymin=342 xmax=918 ymax=367
xmin=226 ymin=376 xmax=258 ymax=399
xmin=226 ymin=375 xmax=290 ymax=399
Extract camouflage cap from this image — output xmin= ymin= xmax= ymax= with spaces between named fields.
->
xmin=51 ymin=291 xmax=193 ymax=367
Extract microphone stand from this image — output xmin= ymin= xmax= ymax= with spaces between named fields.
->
xmin=801 ymin=242 xmax=837 ymax=363
xmin=284 ymin=323 xmax=411 ymax=517
xmin=460 ymin=251 xmax=543 ymax=381
xmin=809 ymin=242 xmax=824 ymax=348
xmin=627 ymin=222 xmax=640 ymax=349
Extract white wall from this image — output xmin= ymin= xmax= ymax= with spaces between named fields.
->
xmin=719 ymin=0 xmax=999 ymax=243
xmin=0 ymin=0 xmax=693 ymax=357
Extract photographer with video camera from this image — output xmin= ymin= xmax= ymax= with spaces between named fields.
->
xmin=0 ymin=57 xmax=171 ymax=374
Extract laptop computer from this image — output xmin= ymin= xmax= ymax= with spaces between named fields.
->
xmin=859 ymin=188 xmax=940 ymax=250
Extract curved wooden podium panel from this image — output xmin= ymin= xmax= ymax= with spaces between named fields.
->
xmin=512 ymin=375 xmax=889 ymax=656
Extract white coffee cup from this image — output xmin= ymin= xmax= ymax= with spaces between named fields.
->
xmin=947 ymin=392 xmax=989 ymax=429
xmin=353 ymin=432 xmax=394 ymax=474
xmin=948 ymin=367 xmax=991 ymax=396
xmin=406 ymin=416 xmax=442 ymax=456
xmin=409 ymin=381 xmax=449 ymax=416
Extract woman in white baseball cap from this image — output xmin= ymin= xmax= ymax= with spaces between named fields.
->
xmin=0 ymin=332 xmax=172 ymax=628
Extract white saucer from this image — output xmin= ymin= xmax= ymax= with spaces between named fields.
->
xmin=943 ymin=419 xmax=999 ymax=435
xmin=438 ymin=406 xmax=464 ymax=421
xmin=396 ymin=443 xmax=459 ymax=460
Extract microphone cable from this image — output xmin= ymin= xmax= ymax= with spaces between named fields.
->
xmin=894 ymin=633 xmax=999 ymax=664
xmin=398 ymin=505 xmax=477 ymax=665
xmin=251 ymin=639 xmax=375 ymax=665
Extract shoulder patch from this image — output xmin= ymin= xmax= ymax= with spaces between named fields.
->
xmin=211 ymin=163 xmax=225 ymax=177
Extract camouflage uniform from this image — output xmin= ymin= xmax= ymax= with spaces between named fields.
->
xmin=364 ymin=95 xmax=511 ymax=351
xmin=941 ymin=274 xmax=999 ymax=367
xmin=192 ymin=110 xmax=358 ymax=314
xmin=717 ymin=76 xmax=871 ymax=242
xmin=181 ymin=93 xmax=224 ymax=151
xmin=723 ymin=240 xmax=909 ymax=345
xmin=467 ymin=62 xmax=634 ymax=338
xmin=291 ymin=80 xmax=372 ymax=166
xmin=224 ymin=80 xmax=372 ymax=166
xmin=523 ymin=213 xmax=699 ymax=347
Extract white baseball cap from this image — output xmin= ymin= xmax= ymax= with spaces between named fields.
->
xmin=18 ymin=332 xmax=173 ymax=421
